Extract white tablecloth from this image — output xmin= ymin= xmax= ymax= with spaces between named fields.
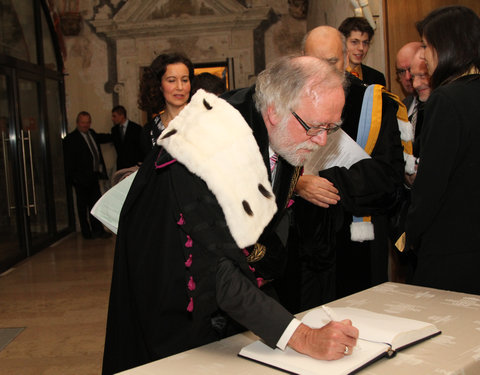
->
xmin=118 ymin=282 xmax=480 ymax=374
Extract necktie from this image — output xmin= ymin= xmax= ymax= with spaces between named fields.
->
xmin=269 ymin=153 xmax=278 ymax=172
xmin=120 ymin=125 xmax=126 ymax=140
xmin=85 ymin=132 xmax=100 ymax=172
xmin=409 ymin=101 xmax=419 ymax=135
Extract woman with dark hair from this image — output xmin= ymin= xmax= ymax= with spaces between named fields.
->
xmin=406 ymin=6 xmax=480 ymax=294
xmin=139 ymin=52 xmax=194 ymax=153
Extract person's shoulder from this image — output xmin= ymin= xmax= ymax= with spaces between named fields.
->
xmin=381 ymin=91 xmax=400 ymax=112
xmin=345 ymin=74 xmax=367 ymax=103
xmin=361 ymin=64 xmax=384 ymax=76
xmin=361 ymin=64 xmax=386 ymax=86
xmin=64 ymin=128 xmax=79 ymax=140
xmin=221 ymin=85 xmax=255 ymax=105
xmin=128 ymin=120 xmax=142 ymax=129
xmin=430 ymin=75 xmax=480 ymax=110
xmin=439 ymin=74 xmax=480 ymax=94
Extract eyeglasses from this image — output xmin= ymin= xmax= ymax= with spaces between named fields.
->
xmin=291 ymin=112 xmax=341 ymax=136
xmin=396 ymin=68 xmax=411 ymax=77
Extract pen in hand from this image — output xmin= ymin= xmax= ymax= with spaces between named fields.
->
xmin=322 ymin=305 xmax=340 ymax=322
xmin=321 ymin=305 xmax=361 ymax=350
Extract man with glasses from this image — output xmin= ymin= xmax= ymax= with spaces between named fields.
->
xmin=409 ymin=51 xmax=431 ymax=162
xmin=274 ymin=26 xmax=405 ymax=314
xmin=395 ymin=42 xmax=422 ymax=107
xmin=103 ymin=55 xmax=359 ymax=375
xmin=389 ymin=51 xmax=433 ymax=283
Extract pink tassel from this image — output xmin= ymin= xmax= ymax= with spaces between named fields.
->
xmin=155 ymin=159 xmax=177 ymax=169
xmin=177 ymin=213 xmax=185 ymax=225
xmin=287 ymin=199 xmax=295 ymax=208
xmin=249 ymin=265 xmax=255 ymax=272
xmin=185 ymin=254 xmax=192 ymax=268
xmin=187 ymin=297 xmax=194 ymax=312
xmin=256 ymin=277 xmax=266 ymax=288
xmin=242 ymin=248 xmax=250 ymax=257
xmin=185 ymin=235 xmax=193 ymax=248
xmin=188 ymin=276 xmax=196 ymax=291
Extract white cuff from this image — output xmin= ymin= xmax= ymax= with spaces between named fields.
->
xmin=276 ymin=318 xmax=302 ymax=350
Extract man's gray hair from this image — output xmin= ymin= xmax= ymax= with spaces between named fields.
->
xmin=254 ymin=55 xmax=344 ymax=120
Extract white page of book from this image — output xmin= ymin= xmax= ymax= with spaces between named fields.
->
xmin=239 ymin=338 xmax=387 ymax=375
xmin=302 ymin=307 xmax=436 ymax=349
xmin=303 ymin=129 xmax=370 ymax=175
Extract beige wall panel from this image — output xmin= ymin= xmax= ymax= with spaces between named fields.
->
xmin=384 ymin=0 xmax=480 ymax=99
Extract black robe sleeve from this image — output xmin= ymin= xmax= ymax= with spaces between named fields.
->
xmin=319 ymin=94 xmax=404 ymax=216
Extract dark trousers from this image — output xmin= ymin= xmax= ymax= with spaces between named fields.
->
xmin=74 ymin=182 xmax=104 ymax=237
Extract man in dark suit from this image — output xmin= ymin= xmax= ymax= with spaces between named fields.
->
xmin=63 ymin=111 xmax=112 ymax=239
xmin=339 ymin=17 xmax=386 ymax=86
xmin=111 ymin=105 xmax=145 ymax=170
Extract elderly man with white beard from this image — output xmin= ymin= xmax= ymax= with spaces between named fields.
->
xmin=102 ymin=55 xmax=359 ymax=375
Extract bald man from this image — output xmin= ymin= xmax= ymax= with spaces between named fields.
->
xmin=275 ymin=26 xmax=405 ymax=312
xmin=303 ymin=25 xmax=345 ymax=72
xmin=396 ymin=42 xmax=422 ymax=102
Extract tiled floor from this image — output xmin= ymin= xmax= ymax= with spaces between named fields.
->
xmin=0 ymin=233 xmax=115 ymax=375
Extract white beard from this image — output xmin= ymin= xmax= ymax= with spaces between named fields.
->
xmin=269 ymin=117 xmax=320 ymax=166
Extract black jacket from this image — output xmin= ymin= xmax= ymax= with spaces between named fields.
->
xmin=111 ymin=120 xmax=145 ymax=170
xmin=63 ymin=128 xmax=110 ymax=187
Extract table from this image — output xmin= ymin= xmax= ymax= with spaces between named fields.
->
xmin=118 ymin=282 xmax=480 ymax=374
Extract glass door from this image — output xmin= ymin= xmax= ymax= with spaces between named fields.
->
xmin=0 ymin=0 xmax=74 ymax=273
xmin=17 ymin=75 xmax=50 ymax=246
xmin=0 ymin=71 xmax=26 ymax=268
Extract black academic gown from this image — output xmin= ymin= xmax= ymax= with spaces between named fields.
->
xmin=102 ymin=86 xmax=299 ymax=374
xmin=322 ymin=75 xmax=404 ymax=298
xmin=361 ymin=64 xmax=386 ymax=86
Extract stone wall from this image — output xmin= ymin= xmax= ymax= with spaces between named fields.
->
xmin=60 ymin=0 xmax=309 ymax=176
xmin=58 ymin=0 xmax=385 ymax=177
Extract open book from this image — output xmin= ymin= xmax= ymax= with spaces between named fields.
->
xmin=239 ymin=307 xmax=441 ymax=375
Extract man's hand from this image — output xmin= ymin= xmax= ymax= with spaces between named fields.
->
xmin=287 ymin=321 xmax=359 ymax=360
xmin=295 ymin=175 xmax=340 ymax=208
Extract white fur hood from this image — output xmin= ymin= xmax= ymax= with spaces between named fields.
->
xmin=157 ymin=89 xmax=277 ymax=248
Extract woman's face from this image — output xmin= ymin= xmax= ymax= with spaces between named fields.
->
xmin=161 ymin=63 xmax=191 ymax=108
xmin=421 ymin=37 xmax=438 ymax=75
